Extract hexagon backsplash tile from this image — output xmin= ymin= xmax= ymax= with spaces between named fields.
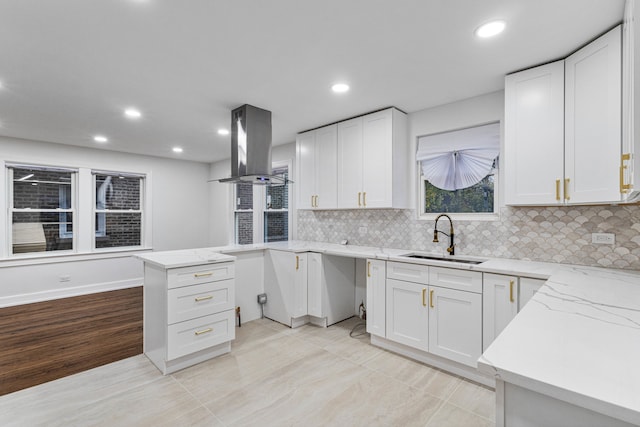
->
xmin=297 ymin=205 xmax=640 ymax=270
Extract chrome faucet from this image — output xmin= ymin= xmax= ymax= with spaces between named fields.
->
xmin=433 ymin=214 xmax=455 ymax=255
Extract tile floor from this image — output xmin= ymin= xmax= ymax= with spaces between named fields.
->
xmin=0 ymin=317 xmax=495 ymax=426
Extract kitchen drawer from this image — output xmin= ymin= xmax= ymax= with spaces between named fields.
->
xmin=167 ymin=310 xmax=235 ymax=361
xmin=167 ymin=279 xmax=235 ymax=324
xmin=429 ymin=267 xmax=482 ymax=293
xmin=387 ymin=261 xmax=429 ymax=284
xmin=167 ymin=262 xmax=235 ymax=289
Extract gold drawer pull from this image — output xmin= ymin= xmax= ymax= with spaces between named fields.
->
xmin=422 ymin=288 xmax=427 ymax=307
xmin=621 ymin=153 xmax=632 ymax=193
xmin=194 ymin=272 xmax=213 ymax=278
xmin=296 ymin=255 xmax=299 ymax=270
xmin=358 ymin=192 xmax=362 ymax=207
xmin=555 ymin=179 xmax=560 ymax=201
xmin=509 ymin=280 xmax=515 ymax=303
xmin=564 ymin=178 xmax=570 ymax=201
xmin=367 ymin=261 xmax=371 ymax=278
xmin=429 ymin=289 xmax=434 ymax=308
xmin=195 ymin=295 xmax=213 ymax=302
xmin=363 ymin=192 xmax=367 ymax=207
xmin=194 ymin=328 xmax=213 ymax=336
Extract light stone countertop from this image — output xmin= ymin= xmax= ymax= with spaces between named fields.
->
xmin=136 ymin=240 xmax=640 ymax=423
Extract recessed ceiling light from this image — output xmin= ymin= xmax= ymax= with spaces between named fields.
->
xmin=124 ymin=108 xmax=142 ymax=119
xmin=172 ymin=147 xmax=183 ymax=153
xmin=331 ymin=83 xmax=350 ymax=93
xmin=475 ymin=20 xmax=506 ymax=38
xmin=217 ymin=128 xmax=230 ymax=135
xmin=93 ymin=135 xmax=108 ymax=143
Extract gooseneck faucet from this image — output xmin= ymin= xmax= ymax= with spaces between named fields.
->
xmin=433 ymin=214 xmax=455 ymax=255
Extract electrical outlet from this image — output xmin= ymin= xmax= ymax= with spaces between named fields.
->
xmin=591 ymin=233 xmax=615 ymax=245
xmin=59 ymin=275 xmax=71 ymax=282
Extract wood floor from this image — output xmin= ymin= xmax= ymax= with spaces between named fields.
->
xmin=0 ymin=287 xmax=143 ymax=396
xmin=0 ymin=317 xmax=495 ymax=426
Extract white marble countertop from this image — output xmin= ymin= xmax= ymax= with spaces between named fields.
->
xmin=136 ymin=248 xmax=235 ymax=269
xmin=478 ymin=266 xmax=640 ymax=425
xmin=137 ymin=240 xmax=640 ymax=422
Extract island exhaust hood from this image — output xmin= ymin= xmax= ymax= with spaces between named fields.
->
xmin=218 ymin=104 xmax=289 ymax=185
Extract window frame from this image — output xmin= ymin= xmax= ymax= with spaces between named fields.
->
xmin=7 ymin=164 xmax=78 ymax=257
xmin=92 ymin=170 xmax=145 ymax=251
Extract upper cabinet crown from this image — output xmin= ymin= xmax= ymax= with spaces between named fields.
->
xmin=296 ymin=107 xmax=409 ymax=210
xmin=505 ymin=25 xmax=626 ymax=205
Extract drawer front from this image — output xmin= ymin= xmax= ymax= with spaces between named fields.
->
xmin=167 ymin=310 xmax=235 ymax=360
xmin=168 ymin=279 xmax=235 ymax=324
xmin=429 ymin=267 xmax=482 ymax=293
xmin=386 ymin=261 xmax=429 ymax=284
xmin=167 ymin=262 xmax=235 ymax=289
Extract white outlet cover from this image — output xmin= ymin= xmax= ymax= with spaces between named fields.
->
xmin=591 ymin=233 xmax=615 ymax=245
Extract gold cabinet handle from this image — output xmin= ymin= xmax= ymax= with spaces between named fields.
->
xmin=429 ymin=289 xmax=434 ymax=308
xmin=194 ymin=327 xmax=213 ymax=336
xmin=363 ymin=192 xmax=367 ymax=207
xmin=315 ymin=195 xmax=318 ymax=207
xmin=509 ymin=280 xmax=515 ymax=303
xmin=358 ymin=192 xmax=362 ymax=207
xmin=194 ymin=272 xmax=213 ymax=278
xmin=296 ymin=255 xmax=299 ymax=270
xmin=311 ymin=195 xmax=315 ymax=207
xmin=555 ymin=179 xmax=561 ymax=201
xmin=367 ymin=261 xmax=371 ymax=278
xmin=621 ymin=153 xmax=632 ymax=193
xmin=422 ymin=288 xmax=427 ymax=307
xmin=195 ymin=295 xmax=213 ymax=302
xmin=564 ymin=178 xmax=570 ymax=201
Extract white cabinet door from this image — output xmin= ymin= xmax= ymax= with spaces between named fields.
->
xmin=362 ymin=109 xmax=393 ymax=208
xmin=386 ymin=278 xmax=429 ymax=351
xmin=315 ymin=124 xmax=338 ymax=209
xmin=482 ymin=274 xmax=518 ymax=351
xmin=337 ymin=117 xmax=363 ymax=208
xmin=428 ymin=286 xmax=482 ymax=367
xmin=366 ymin=259 xmax=386 ymax=337
xmin=565 ymin=25 xmax=622 ymax=204
xmin=296 ymin=130 xmax=316 ymax=210
xmin=264 ymin=250 xmax=308 ymax=325
xmin=504 ymin=61 xmax=565 ymax=205
xmin=519 ymin=277 xmax=545 ymax=311
xmin=307 ymin=252 xmax=323 ymax=318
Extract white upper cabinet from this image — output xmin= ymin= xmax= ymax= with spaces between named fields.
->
xmin=505 ymin=25 xmax=624 ymax=205
xmin=296 ymin=124 xmax=337 ymax=209
xmin=623 ymin=0 xmax=640 ymax=201
xmin=504 ymin=61 xmax=565 ymax=205
xmin=337 ymin=108 xmax=409 ymax=209
xmin=565 ymin=25 xmax=622 ymax=204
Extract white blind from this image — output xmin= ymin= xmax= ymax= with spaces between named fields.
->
xmin=416 ymin=122 xmax=500 ymax=191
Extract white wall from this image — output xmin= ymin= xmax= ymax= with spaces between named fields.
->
xmin=0 ymin=136 xmax=211 ymax=305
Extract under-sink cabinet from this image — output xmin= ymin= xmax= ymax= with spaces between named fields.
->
xmin=483 ymin=274 xmax=545 ymax=351
xmin=384 ymin=261 xmax=483 ymax=368
xmin=143 ymin=260 xmax=236 ymax=375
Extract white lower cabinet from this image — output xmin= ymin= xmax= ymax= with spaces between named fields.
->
xmin=366 ymin=259 xmax=387 ymax=337
xmin=428 ymin=285 xmax=482 ymax=367
xmin=386 ymin=278 xmax=429 ymax=351
xmin=265 ymin=250 xmax=355 ymax=327
xmin=483 ymin=274 xmax=546 ymax=351
xmin=482 ymin=274 xmax=518 ymax=352
xmin=143 ymin=260 xmax=236 ymax=375
xmin=383 ymin=262 xmax=483 ymax=368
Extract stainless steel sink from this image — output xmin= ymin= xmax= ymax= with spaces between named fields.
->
xmin=400 ymin=253 xmax=485 ymax=265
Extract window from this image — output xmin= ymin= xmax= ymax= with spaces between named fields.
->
xmin=264 ymin=165 xmax=289 ymax=242
xmin=233 ymin=161 xmax=290 ymax=244
xmin=234 ymin=182 xmax=254 ymax=244
xmin=94 ymin=172 xmax=144 ymax=249
xmin=9 ymin=165 xmax=76 ymax=254
xmin=417 ymin=122 xmax=500 ymax=218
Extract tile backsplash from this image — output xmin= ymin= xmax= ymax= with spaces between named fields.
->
xmin=297 ymin=205 xmax=640 ymax=270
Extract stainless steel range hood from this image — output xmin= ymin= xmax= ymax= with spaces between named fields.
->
xmin=218 ymin=104 xmax=289 ymax=185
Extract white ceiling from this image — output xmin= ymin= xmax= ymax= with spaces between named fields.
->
xmin=0 ymin=0 xmax=626 ymax=163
